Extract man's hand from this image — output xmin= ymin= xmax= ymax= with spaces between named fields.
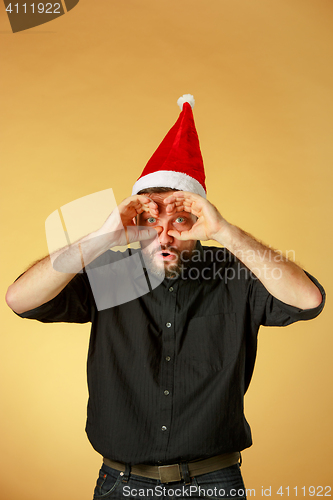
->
xmin=97 ymin=195 xmax=159 ymax=247
xmin=6 ymin=194 xmax=159 ymax=315
xmin=163 ymin=191 xmax=229 ymax=242
xmin=117 ymin=195 xmax=159 ymax=227
xmin=163 ymin=191 xmax=322 ymax=310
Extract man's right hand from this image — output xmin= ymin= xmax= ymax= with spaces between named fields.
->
xmin=6 ymin=194 xmax=159 ymax=315
xmin=97 ymin=195 xmax=159 ymax=247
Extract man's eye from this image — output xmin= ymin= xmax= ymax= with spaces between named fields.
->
xmin=175 ymin=217 xmax=185 ymax=223
xmin=147 ymin=217 xmax=156 ymax=223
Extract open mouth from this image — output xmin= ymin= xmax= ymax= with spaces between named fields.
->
xmin=156 ymin=250 xmax=177 ymax=261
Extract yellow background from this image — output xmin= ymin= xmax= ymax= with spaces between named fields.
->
xmin=0 ymin=0 xmax=332 ymax=498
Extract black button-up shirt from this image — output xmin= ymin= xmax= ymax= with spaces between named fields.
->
xmin=17 ymin=244 xmax=325 ymax=465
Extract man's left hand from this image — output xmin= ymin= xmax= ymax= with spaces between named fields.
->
xmin=163 ymin=191 xmax=229 ymax=242
xmin=163 ymin=191 xmax=322 ymax=310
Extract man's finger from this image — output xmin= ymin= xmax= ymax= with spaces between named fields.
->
xmin=127 ymin=226 xmax=159 ymax=242
xmin=120 ymin=196 xmax=159 ymax=218
xmin=140 ymin=199 xmax=159 ymax=214
xmin=167 ymin=229 xmax=195 ymax=240
xmin=164 ymin=191 xmax=201 ymax=204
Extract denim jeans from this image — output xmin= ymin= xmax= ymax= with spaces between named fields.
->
xmin=92 ymin=463 xmax=247 ymax=500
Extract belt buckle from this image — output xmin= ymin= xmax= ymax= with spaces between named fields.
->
xmin=158 ymin=464 xmax=181 ymax=483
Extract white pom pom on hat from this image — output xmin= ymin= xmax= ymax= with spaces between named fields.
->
xmin=177 ymin=94 xmax=195 ymax=110
xmin=132 ymin=94 xmax=206 ymax=198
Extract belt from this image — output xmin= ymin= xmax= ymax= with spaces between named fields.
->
xmin=103 ymin=452 xmax=240 ymax=484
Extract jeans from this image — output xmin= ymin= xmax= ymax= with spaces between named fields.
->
xmin=92 ymin=463 xmax=247 ymax=500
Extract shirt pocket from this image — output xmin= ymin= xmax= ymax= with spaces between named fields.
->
xmin=177 ymin=313 xmax=239 ymax=377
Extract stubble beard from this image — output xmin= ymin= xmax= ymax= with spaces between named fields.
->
xmin=142 ymin=245 xmax=194 ymax=279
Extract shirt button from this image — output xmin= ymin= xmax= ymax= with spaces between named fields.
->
xmin=164 ymin=390 xmax=170 ymax=396
xmin=161 ymin=425 xmax=167 ymax=432
xmin=168 ymin=286 xmax=174 ymax=292
xmin=166 ymin=322 xmax=172 ymax=328
xmin=165 ymin=356 xmax=171 ymax=362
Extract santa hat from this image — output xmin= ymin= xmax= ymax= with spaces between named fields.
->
xmin=132 ymin=94 xmax=206 ymax=198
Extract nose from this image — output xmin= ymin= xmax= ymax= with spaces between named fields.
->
xmin=156 ymin=222 xmax=173 ymax=246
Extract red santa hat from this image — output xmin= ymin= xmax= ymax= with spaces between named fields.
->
xmin=132 ymin=94 xmax=206 ymax=198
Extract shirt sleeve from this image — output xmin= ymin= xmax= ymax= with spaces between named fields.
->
xmin=249 ymin=271 xmax=326 ymax=327
xmin=14 ymin=272 xmax=93 ymax=324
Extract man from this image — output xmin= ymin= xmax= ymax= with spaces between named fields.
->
xmin=6 ymin=95 xmax=325 ymax=500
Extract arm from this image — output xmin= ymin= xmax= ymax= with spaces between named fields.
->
xmin=218 ymin=225 xmax=322 ymax=309
xmin=6 ymin=195 xmax=158 ymax=315
xmin=164 ymin=191 xmax=323 ymax=310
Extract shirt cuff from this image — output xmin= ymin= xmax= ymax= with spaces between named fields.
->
xmin=270 ymin=271 xmax=326 ymax=321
